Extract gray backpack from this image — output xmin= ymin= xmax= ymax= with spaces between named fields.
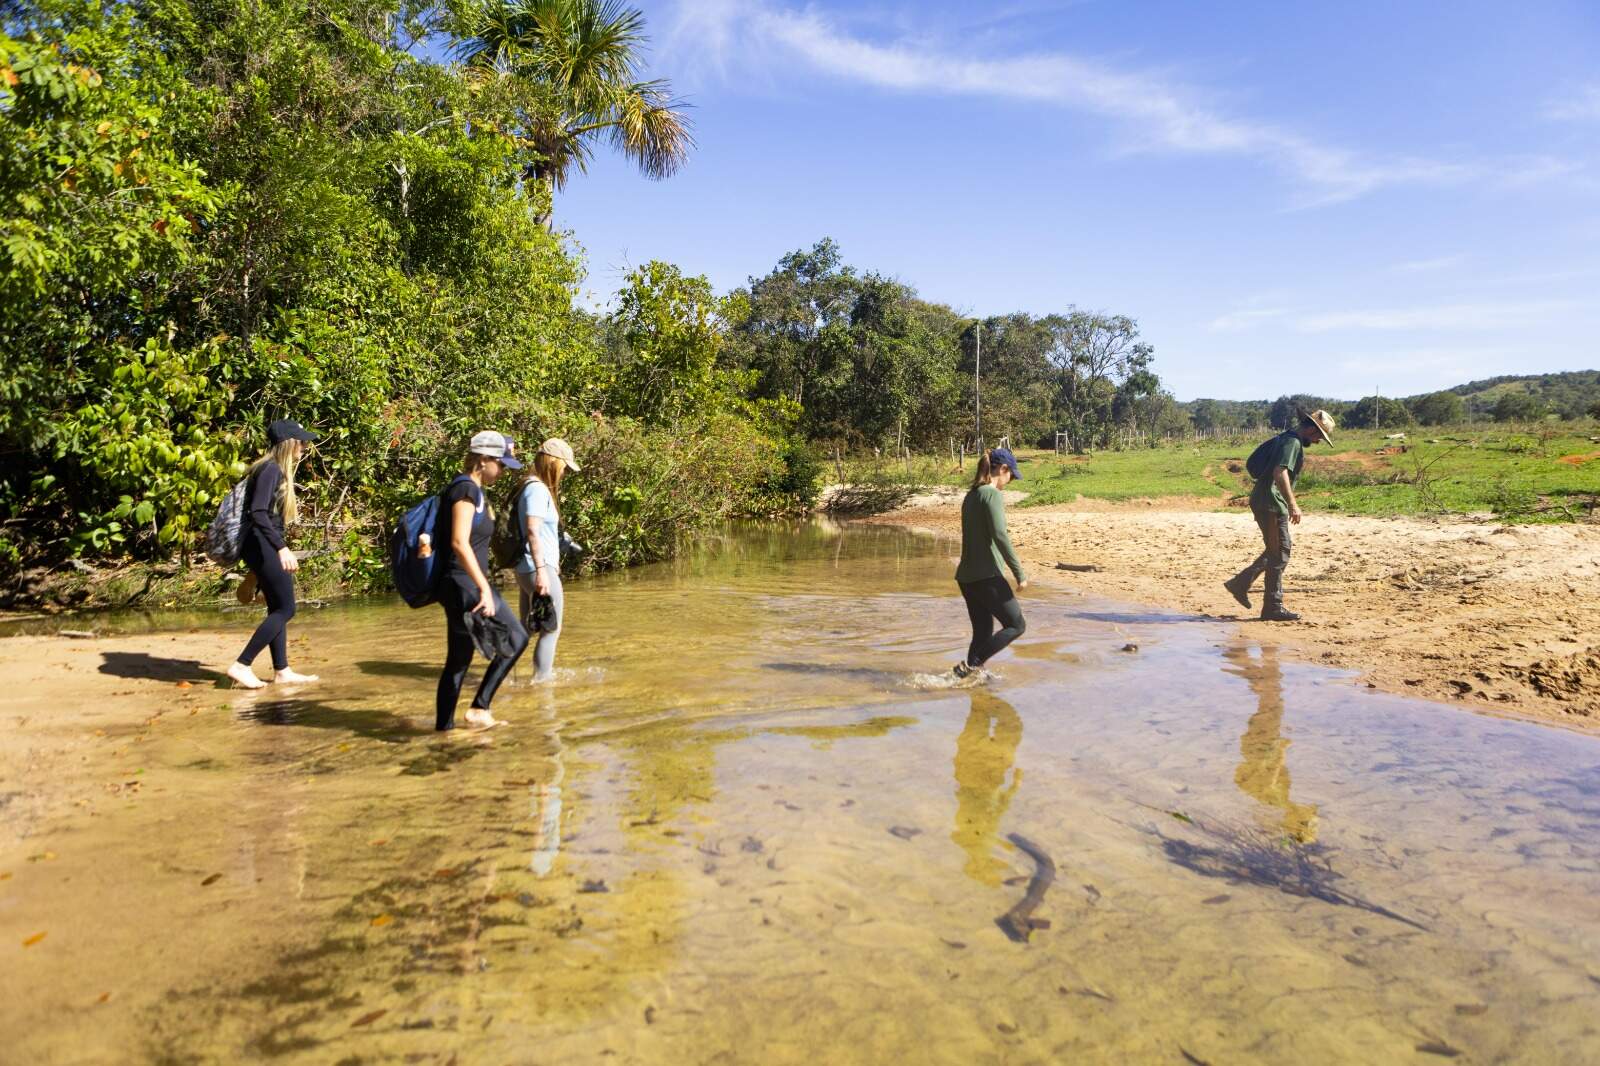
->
xmin=205 ymin=477 xmax=252 ymax=565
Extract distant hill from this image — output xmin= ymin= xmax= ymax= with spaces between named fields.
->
xmin=1427 ymin=370 xmax=1600 ymax=421
xmin=1177 ymin=370 xmax=1600 ymax=429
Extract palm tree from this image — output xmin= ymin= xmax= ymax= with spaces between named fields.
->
xmin=457 ymin=0 xmax=694 ymax=227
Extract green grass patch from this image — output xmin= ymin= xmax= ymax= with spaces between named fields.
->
xmin=844 ymin=423 xmax=1600 ymax=522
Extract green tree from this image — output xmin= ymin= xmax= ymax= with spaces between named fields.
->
xmin=456 ymin=0 xmax=693 ymax=227
xmin=606 ymin=260 xmax=754 ymax=425
xmin=1492 ymin=390 xmax=1546 ymax=423
xmin=1409 ymin=391 xmax=1466 ymax=426
xmin=1343 ymin=395 xmax=1413 ymax=429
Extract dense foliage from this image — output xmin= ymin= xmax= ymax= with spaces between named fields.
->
xmin=725 ymin=239 xmax=1174 ymax=455
xmin=0 ymin=0 xmax=805 ymax=596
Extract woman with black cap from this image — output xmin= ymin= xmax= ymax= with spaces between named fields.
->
xmin=952 ymin=447 xmax=1028 ymax=680
xmin=227 ymin=419 xmax=319 ymax=690
xmin=434 ymin=431 xmax=529 ymax=730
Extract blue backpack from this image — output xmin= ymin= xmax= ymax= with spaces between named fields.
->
xmin=391 ymin=475 xmax=471 ymax=608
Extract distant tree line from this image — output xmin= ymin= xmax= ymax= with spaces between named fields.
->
xmin=724 ymin=239 xmax=1181 ymax=455
xmin=1178 ymin=369 xmax=1600 ymax=436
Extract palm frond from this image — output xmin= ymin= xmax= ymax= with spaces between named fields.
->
xmin=604 ymin=81 xmax=694 ymax=180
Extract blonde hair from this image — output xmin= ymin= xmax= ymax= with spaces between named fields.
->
xmin=530 ymin=452 xmax=565 ymax=510
xmin=248 ymin=439 xmax=302 ymax=525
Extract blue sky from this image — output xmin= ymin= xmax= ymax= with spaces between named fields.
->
xmin=549 ymin=0 xmax=1600 ymax=401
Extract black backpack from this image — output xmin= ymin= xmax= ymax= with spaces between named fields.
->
xmin=1245 ymin=433 xmax=1288 ymax=481
xmin=490 ymin=486 xmax=525 ymax=571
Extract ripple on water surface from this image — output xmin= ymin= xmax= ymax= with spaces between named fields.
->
xmin=2 ymin=521 xmax=1598 ymax=1063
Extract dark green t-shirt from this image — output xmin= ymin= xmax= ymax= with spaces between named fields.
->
xmin=1249 ymin=431 xmax=1304 ymax=515
xmin=956 ymin=484 xmax=1025 ymax=584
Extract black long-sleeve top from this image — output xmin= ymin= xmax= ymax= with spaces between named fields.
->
xmin=246 ymin=460 xmax=287 ymax=551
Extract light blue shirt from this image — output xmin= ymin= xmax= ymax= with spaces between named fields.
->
xmin=514 ymin=480 xmax=560 ymax=577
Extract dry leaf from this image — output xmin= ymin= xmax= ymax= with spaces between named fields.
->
xmin=23 ymin=932 xmax=46 ymax=947
xmin=27 ymin=852 xmax=56 ymax=863
xmin=96 ymin=992 xmax=111 ymax=1004
xmin=368 ymin=839 xmax=388 ymax=847
xmin=352 ymin=1009 xmax=387 ymax=1027
xmin=0 ymin=872 xmax=12 ymax=880
xmin=201 ymin=873 xmax=222 ymax=886
xmin=370 ymin=915 xmax=392 ymax=927
xmin=176 ymin=681 xmax=192 ymax=689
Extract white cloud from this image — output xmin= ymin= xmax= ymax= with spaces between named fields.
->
xmin=669 ymin=1 xmax=1581 ymax=204
xmin=1208 ymin=308 xmax=1289 ymax=332
xmin=1546 ymin=83 xmax=1600 ymax=122
xmin=1390 ymin=255 xmax=1466 ymax=274
xmin=1295 ymin=300 xmax=1579 ymax=333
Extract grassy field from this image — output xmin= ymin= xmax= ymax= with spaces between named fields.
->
xmin=839 ymin=422 xmax=1600 ymax=523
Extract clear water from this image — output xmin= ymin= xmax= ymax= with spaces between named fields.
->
xmin=3 ymin=521 xmax=1598 ymax=1063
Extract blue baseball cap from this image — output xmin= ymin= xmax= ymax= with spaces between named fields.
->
xmin=990 ymin=447 xmax=1022 ymax=479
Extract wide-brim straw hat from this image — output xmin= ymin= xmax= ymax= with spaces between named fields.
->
xmin=538 ymin=437 xmax=581 ymax=472
xmin=1305 ymin=409 xmax=1336 ymax=446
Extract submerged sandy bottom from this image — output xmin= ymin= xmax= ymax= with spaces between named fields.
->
xmin=2 ymin=523 xmax=1598 ymax=1063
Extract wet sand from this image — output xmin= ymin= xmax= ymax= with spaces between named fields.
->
xmin=874 ymin=493 xmax=1600 ymax=729
xmin=2 ymin=523 xmax=1598 ymax=1063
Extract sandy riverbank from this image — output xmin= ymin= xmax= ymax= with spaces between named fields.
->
xmin=872 ymin=491 xmax=1600 ymax=730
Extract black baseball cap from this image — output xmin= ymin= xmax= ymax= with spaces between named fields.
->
xmin=267 ymin=419 xmax=316 ymax=445
xmin=990 ymin=447 xmax=1022 ymax=480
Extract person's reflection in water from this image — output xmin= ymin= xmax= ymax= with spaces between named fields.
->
xmin=951 ymin=690 xmax=1024 ymax=886
xmin=528 ymin=692 xmax=565 ymax=877
xmin=1223 ymin=644 xmax=1319 ymax=843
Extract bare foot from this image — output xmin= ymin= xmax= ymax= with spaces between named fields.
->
xmin=464 ymin=707 xmax=503 ymax=729
xmin=226 ymin=662 xmax=266 ymax=690
xmin=273 ymin=668 xmax=319 ymax=684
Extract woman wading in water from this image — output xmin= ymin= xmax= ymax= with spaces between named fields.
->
xmin=515 ymin=438 xmax=580 ymax=682
xmin=435 ymin=431 xmax=528 ymax=730
xmin=952 ymin=447 xmax=1028 ymax=680
xmin=227 ymin=419 xmax=320 ymax=690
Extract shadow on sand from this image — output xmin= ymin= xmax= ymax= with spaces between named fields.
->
xmin=99 ymin=651 xmax=228 ymax=684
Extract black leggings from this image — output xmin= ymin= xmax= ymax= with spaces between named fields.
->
xmin=238 ymin=533 xmax=296 ymax=671
xmin=437 ymin=576 xmax=528 ymax=730
xmin=959 ymin=577 xmax=1026 ymax=667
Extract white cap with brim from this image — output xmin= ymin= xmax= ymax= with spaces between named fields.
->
xmin=538 ymin=437 xmax=581 ymax=472
xmin=469 ymin=430 xmax=522 ymax=469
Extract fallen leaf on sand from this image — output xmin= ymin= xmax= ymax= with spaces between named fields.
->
xmin=27 ymin=852 xmax=57 ymax=863
xmin=23 ymin=932 xmax=47 ymax=947
xmin=0 ymin=872 xmax=11 ymax=880
xmin=176 ymin=681 xmax=192 ymax=689
xmin=97 ymin=992 xmax=111 ymax=1004
xmin=201 ymin=873 xmax=222 ymax=886
xmin=368 ymin=838 xmax=388 ymax=847
xmin=352 ymin=1009 xmax=387 ymax=1027
xmin=370 ymin=915 xmax=392 ymax=927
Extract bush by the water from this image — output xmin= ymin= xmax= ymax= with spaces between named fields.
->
xmin=0 ymin=0 xmax=816 ymax=601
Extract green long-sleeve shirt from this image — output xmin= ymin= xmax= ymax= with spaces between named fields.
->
xmin=956 ymin=484 xmax=1026 ymax=584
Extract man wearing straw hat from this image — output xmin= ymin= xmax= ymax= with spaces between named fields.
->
xmin=1224 ymin=408 xmax=1337 ymax=622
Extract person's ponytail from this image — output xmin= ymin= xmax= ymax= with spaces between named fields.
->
xmin=971 ymin=449 xmax=993 ymax=489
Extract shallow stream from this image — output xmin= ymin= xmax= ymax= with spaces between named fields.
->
xmin=3 ymin=521 xmax=1598 ymax=1063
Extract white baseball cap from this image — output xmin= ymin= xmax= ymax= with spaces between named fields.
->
xmin=537 ymin=437 xmax=581 ymax=472
xmin=469 ymin=430 xmax=522 ymax=468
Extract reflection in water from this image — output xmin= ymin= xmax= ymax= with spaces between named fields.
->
xmin=529 ymin=696 xmax=565 ymax=878
xmin=951 ymin=690 xmax=1024 ymax=886
xmin=7 ymin=522 xmax=1600 ymax=1064
xmin=1223 ymin=644 xmax=1319 ymax=843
